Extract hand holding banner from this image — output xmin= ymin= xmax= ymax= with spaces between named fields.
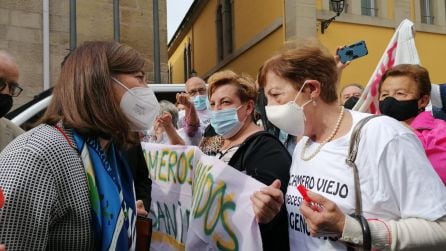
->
xmin=141 ymin=143 xmax=264 ymax=251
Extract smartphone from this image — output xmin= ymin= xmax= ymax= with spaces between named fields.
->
xmin=337 ymin=40 xmax=368 ymax=64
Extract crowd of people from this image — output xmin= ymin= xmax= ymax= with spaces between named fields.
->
xmin=0 ymin=38 xmax=446 ymax=250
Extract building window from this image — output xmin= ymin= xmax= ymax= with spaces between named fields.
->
xmin=216 ymin=4 xmax=224 ymax=60
xmin=168 ymin=64 xmax=173 ymax=83
xmin=183 ymin=41 xmax=193 ymax=82
xmin=183 ymin=47 xmax=187 ymax=82
xmin=361 ymin=0 xmax=377 ymax=16
xmin=216 ymin=0 xmax=234 ymax=61
xmin=420 ymin=0 xmax=434 ymax=24
xmin=187 ymin=42 xmax=192 ymax=79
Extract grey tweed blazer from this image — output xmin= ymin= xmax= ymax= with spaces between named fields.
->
xmin=0 ymin=124 xmax=95 ymax=250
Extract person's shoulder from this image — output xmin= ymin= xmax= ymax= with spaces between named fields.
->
xmin=349 ymin=111 xmax=423 ymax=155
xmin=0 ymin=125 xmax=81 ymax=178
xmin=4 ymin=124 xmax=72 ymax=155
xmin=247 ymin=131 xmax=278 ymax=144
xmin=245 ymin=131 xmax=290 ymax=155
xmin=350 ymin=110 xmax=413 ymax=137
xmin=0 ymin=117 xmax=13 ymax=126
xmin=0 ymin=117 xmax=23 ymax=132
xmin=411 ymin=111 xmax=446 ymax=130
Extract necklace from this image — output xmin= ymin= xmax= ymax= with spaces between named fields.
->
xmin=300 ymin=106 xmax=345 ymax=161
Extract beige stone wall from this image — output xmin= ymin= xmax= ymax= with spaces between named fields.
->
xmin=0 ymin=0 xmax=69 ymax=107
xmin=75 ymin=0 xmax=168 ymax=84
xmin=284 ymin=0 xmax=317 ymax=41
xmin=0 ymin=0 xmax=167 ymax=109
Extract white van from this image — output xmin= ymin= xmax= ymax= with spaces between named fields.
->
xmin=7 ymin=84 xmax=186 ymax=128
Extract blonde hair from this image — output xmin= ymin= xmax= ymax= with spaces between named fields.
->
xmin=207 ymin=70 xmax=257 ymax=103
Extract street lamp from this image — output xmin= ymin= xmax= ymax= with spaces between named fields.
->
xmin=321 ymin=0 xmax=345 ymax=34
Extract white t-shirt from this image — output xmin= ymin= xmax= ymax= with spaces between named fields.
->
xmin=177 ymin=127 xmax=202 ymax=146
xmin=176 ymin=109 xmax=210 ymax=146
xmin=142 ymin=130 xmax=170 ymax=144
xmin=177 ymin=108 xmax=211 ymax=128
xmin=286 ymin=110 xmax=446 ymax=250
xmin=197 ymin=109 xmax=211 ymax=128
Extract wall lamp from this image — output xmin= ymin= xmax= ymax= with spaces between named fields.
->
xmin=321 ymin=0 xmax=345 ymax=34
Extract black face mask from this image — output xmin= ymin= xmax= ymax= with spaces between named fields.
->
xmin=379 ymin=96 xmax=419 ymax=121
xmin=0 ymin=93 xmax=13 ymax=118
xmin=343 ymin=96 xmax=359 ymax=109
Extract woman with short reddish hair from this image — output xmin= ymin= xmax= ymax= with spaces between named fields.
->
xmin=254 ymin=39 xmax=446 ymax=250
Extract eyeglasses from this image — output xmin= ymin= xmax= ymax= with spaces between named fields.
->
xmin=0 ymin=78 xmax=23 ymax=97
xmin=187 ymin=87 xmax=206 ymax=96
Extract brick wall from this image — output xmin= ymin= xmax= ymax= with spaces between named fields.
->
xmin=0 ymin=0 xmax=167 ymax=108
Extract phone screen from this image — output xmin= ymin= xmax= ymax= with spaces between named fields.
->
xmin=337 ymin=40 xmax=368 ymax=64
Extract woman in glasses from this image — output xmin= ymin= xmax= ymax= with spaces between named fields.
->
xmin=0 ymin=42 xmax=160 ymax=250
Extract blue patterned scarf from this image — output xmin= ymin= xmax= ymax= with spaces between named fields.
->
xmin=73 ymin=131 xmax=136 ymax=251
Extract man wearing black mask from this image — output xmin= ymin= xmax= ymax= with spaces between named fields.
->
xmin=340 ymin=83 xmax=363 ymax=109
xmin=0 ymin=51 xmax=24 ymax=152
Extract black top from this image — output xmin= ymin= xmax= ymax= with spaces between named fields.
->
xmin=228 ymin=131 xmax=291 ymax=251
xmin=124 ymin=144 xmax=152 ymax=211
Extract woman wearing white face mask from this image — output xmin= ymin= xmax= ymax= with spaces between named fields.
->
xmin=0 ymin=41 xmax=160 ymax=250
xmin=254 ymin=39 xmax=446 ymax=250
xmin=202 ymin=70 xmax=292 ymax=251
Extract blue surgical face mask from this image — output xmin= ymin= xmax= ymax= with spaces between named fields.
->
xmin=210 ymin=106 xmax=243 ymax=139
xmin=193 ymin=95 xmax=208 ymax=111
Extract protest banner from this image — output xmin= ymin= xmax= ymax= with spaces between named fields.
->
xmin=353 ymin=19 xmax=421 ymax=113
xmin=141 ymin=143 xmax=264 ymax=251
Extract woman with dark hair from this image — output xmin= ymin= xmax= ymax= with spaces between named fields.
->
xmin=0 ymin=41 xmax=160 ymax=250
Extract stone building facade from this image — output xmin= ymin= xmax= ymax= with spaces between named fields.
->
xmin=0 ymin=0 xmax=167 ymax=108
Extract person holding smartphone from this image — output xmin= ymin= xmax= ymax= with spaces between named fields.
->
xmin=252 ymin=38 xmax=446 ymax=250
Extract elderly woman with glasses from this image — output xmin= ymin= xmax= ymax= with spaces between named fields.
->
xmin=0 ymin=50 xmax=24 ymax=152
xmin=253 ymin=39 xmax=446 ymax=250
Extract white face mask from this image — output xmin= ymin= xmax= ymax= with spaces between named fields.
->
xmin=112 ymin=77 xmax=160 ymax=131
xmin=265 ymin=83 xmax=312 ymax=136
